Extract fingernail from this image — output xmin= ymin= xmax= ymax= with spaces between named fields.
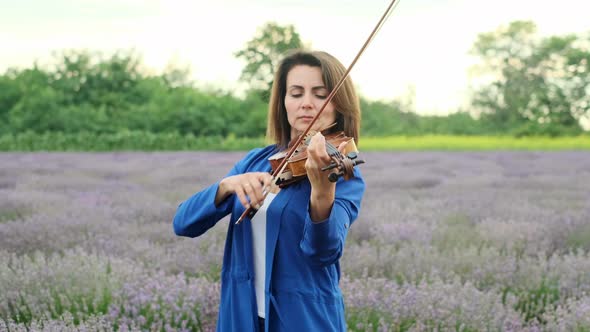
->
xmin=254 ymin=203 xmax=261 ymax=210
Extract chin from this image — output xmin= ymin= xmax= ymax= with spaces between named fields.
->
xmin=290 ymin=125 xmax=304 ymax=134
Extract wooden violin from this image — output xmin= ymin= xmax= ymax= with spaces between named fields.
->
xmin=268 ymin=126 xmax=365 ymax=188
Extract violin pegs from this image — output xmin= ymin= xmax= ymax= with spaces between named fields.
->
xmin=346 ymin=152 xmax=358 ymax=160
xmin=321 ymin=162 xmax=338 ymax=171
xmin=328 ymin=171 xmax=343 ymax=183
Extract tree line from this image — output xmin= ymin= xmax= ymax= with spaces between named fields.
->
xmin=0 ymin=21 xmax=588 ymax=138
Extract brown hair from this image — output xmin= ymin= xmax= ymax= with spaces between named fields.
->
xmin=266 ymin=50 xmax=361 ymax=149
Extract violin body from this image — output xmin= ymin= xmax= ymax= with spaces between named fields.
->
xmin=268 ymin=130 xmax=363 ymax=188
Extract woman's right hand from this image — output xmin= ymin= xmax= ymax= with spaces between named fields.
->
xmin=215 ymin=172 xmax=273 ymax=209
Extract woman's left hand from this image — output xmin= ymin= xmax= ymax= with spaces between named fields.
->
xmin=305 ymin=132 xmax=346 ymax=221
xmin=305 ymin=132 xmax=335 ymax=189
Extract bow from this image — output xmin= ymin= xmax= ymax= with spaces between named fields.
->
xmin=236 ymin=0 xmax=399 ymax=224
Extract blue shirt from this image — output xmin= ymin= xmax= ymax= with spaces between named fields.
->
xmin=173 ymin=145 xmax=365 ymax=331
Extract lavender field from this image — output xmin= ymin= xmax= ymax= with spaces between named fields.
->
xmin=1 ymin=151 xmax=590 ymax=331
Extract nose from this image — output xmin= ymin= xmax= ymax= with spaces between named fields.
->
xmin=301 ymin=93 xmax=314 ymax=110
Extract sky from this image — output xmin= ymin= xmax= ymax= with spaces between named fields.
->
xmin=1 ymin=0 xmax=589 ymax=115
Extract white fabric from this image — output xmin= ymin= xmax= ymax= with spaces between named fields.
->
xmin=250 ymin=192 xmax=277 ymax=318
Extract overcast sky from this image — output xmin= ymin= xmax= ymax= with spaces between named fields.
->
xmin=1 ymin=0 xmax=589 ymax=115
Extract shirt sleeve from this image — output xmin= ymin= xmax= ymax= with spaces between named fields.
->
xmin=172 ymin=149 xmax=261 ymax=238
xmin=299 ymin=168 xmax=365 ymax=267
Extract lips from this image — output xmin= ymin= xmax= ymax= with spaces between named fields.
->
xmin=298 ymin=116 xmax=315 ymax=120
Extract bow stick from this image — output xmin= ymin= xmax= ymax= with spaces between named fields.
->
xmin=236 ymin=0 xmax=399 ymax=224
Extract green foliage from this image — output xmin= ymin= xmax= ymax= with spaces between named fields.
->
xmin=360 ymin=98 xmax=487 ymax=136
xmin=566 ymin=224 xmax=590 ymax=252
xmin=2 ymin=252 xmax=119 ymax=326
xmin=359 ymin=135 xmax=590 ymax=150
xmin=503 ymin=279 xmax=561 ymax=323
xmin=1 ymin=132 xmax=588 ymax=151
xmin=346 ymin=308 xmax=386 ymax=332
xmin=432 ymin=213 xmax=486 ymax=252
xmin=234 ymin=22 xmax=304 ymax=101
xmin=0 ymin=207 xmax=31 ymax=223
xmin=0 ymin=50 xmax=269 ymax=138
xmin=1 ymin=20 xmax=590 ymax=147
xmin=470 ymin=21 xmax=590 ymax=135
xmin=0 ymin=131 xmax=266 ymax=151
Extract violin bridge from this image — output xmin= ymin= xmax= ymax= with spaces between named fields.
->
xmin=275 ymin=170 xmax=293 ymax=185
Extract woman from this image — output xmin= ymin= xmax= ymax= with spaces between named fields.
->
xmin=173 ymin=50 xmax=365 ymax=331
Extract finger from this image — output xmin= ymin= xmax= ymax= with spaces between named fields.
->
xmin=309 ymin=133 xmax=331 ymax=164
xmin=305 ymin=157 xmax=316 ymax=173
xmin=305 ymin=154 xmax=321 ymax=174
xmin=242 ymin=182 xmax=254 ymax=204
xmin=246 ymin=179 xmax=264 ymax=209
xmin=260 ymin=172 xmax=273 ymax=192
xmin=307 ymin=133 xmax=321 ymax=157
xmin=234 ymin=186 xmax=250 ymax=209
xmin=310 ymin=132 xmax=325 ymax=147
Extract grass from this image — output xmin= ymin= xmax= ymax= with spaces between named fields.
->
xmin=359 ymin=135 xmax=590 ymax=151
xmin=1 ymin=132 xmax=589 ymax=151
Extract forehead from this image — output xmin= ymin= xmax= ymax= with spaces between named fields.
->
xmin=286 ymin=65 xmax=325 ymax=87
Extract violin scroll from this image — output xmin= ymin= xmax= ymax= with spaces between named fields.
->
xmin=322 ymin=151 xmax=365 ymax=183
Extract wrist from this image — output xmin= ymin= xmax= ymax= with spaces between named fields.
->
xmin=309 ymin=187 xmax=335 ymax=222
xmin=310 ymin=182 xmax=335 ymax=199
xmin=215 ymin=178 xmax=230 ymax=205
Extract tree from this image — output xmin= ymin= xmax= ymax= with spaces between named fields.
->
xmin=470 ymin=21 xmax=590 ymax=135
xmin=235 ymin=22 xmax=304 ymax=101
xmin=52 ymin=49 xmax=146 ymax=111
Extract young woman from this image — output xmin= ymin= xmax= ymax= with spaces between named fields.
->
xmin=173 ymin=50 xmax=365 ymax=331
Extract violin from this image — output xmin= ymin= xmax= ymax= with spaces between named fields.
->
xmin=235 ymin=127 xmax=364 ymax=223
xmin=268 ymin=126 xmax=365 ymax=188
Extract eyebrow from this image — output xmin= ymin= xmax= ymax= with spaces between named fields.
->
xmin=288 ymin=85 xmax=327 ymax=91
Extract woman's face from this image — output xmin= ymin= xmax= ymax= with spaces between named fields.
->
xmin=284 ymin=65 xmax=337 ymax=139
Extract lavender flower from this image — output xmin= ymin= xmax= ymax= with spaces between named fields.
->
xmin=1 ymin=151 xmax=589 ymax=330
